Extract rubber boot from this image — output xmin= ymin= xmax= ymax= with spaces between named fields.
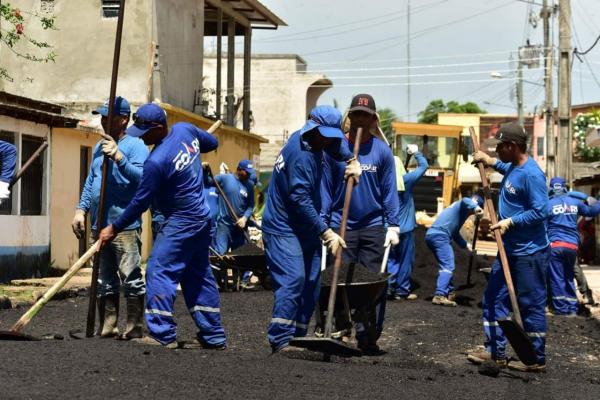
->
xmin=122 ymin=295 xmax=144 ymax=340
xmin=100 ymin=294 xmax=120 ymax=338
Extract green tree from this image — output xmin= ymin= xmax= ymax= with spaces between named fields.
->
xmin=377 ymin=107 xmax=400 ymax=144
xmin=574 ymin=111 xmax=600 ymax=162
xmin=417 ymin=99 xmax=486 ymax=124
xmin=0 ymin=3 xmax=57 ymax=81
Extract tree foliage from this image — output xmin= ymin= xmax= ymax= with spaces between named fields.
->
xmin=417 ymin=99 xmax=486 ymax=124
xmin=377 ymin=107 xmax=400 ymax=144
xmin=0 ymin=2 xmax=57 ymax=81
xmin=574 ymin=111 xmax=600 ymax=162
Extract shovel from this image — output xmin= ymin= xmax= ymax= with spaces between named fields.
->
xmin=289 ymin=127 xmax=364 ymax=358
xmin=469 ymin=127 xmax=537 ymax=366
xmin=0 ymin=242 xmax=99 ymax=341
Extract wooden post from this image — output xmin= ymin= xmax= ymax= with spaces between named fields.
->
xmin=226 ymin=17 xmax=235 ymax=125
xmin=242 ymin=26 xmax=252 ymax=131
xmin=216 ymin=7 xmax=223 ymax=120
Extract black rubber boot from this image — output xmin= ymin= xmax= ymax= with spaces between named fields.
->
xmin=100 ymin=294 xmax=120 ymax=338
xmin=122 ymin=295 xmax=144 ymax=340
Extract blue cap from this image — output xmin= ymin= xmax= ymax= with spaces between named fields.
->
xmin=299 ymin=105 xmax=344 ymax=139
xmin=549 ymin=177 xmax=567 ymax=192
xmin=237 ymin=159 xmax=255 ymax=174
xmin=92 ymin=96 xmax=131 ymax=117
xmin=471 ymin=194 xmax=484 ymax=209
xmin=126 ymin=103 xmax=167 ymax=137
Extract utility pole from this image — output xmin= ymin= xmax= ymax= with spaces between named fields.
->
xmin=517 ymin=60 xmax=524 ymax=126
xmin=557 ymin=0 xmax=572 ymax=183
xmin=406 ymin=0 xmax=411 ymax=122
xmin=542 ymin=0 xmax=555 ymax=176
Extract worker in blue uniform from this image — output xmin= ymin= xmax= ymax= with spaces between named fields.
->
xmin=98 ymin=103 xmax=226 ymax=350
xmin=468 ymin=122 xmax=549 ymax=373
xmin=321 ymin=94 xmax=400 ymax=354
xmin=546 ymin=177 xmax=600 ymax=316
xmin=73 ymin=96 xmax=149 ymax=339
xmin=262 ymin=105 xmax=360 ymax=354
xmin=426 ymin=195 xmax=484 ymax=306
xmin=0 ymin=140 xmax=17 ymax=206
xmin=387 ymin=144 xmax=429 ymax=300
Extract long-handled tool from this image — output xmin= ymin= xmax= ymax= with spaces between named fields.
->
xmin=205 ymin=165 xmax=252 ymax=243
xmin=289 ymin=128 xmax=364 ymax=358
xmin=8 ymin=140 xmax=48 ymax=190
xmin=464 ymin=215 xmax=481 ymax=288
xmin=380 ymin=245 xmax=391 ymax=274
xmin=469 ymin=126 xmax=537 ymax=366
xmin=0 ymin=242 xmax=99 ymax=341
xmin=86 ymin=0 xmax=128 ymax=338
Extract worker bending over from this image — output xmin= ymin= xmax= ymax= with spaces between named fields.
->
xmin=426 ymin=195 xmax=484 ymax=306
xmin=0 ymin=139 xmax=17 ymax=206
xmin=98 ymin=103 xmax=226 ymax=350
xmin=262 ymin=105 xmax=360 ymax=354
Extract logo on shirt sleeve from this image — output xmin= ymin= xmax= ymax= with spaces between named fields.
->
xmin=504 ymin=180 xmax=516 ymax=195
xmin=274 ymin=154 xmax=285 ymax=172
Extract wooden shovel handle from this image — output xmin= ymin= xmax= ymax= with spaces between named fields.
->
xmin=469 ymin=127 xmax=523 ymax=328
xmin=324 ymin=127 xmax=363 ymax=337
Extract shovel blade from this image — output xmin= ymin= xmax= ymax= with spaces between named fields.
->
xmin=289 ymin=337 xmax=362 ymax=358
xmin=0 ymin=330 xmax=41 ymax=341
xmin=497 ymin=318 xmax=538 ymax=366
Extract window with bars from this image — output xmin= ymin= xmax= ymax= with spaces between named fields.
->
xmin=0 ymin=131 xmax=15 ymax=215
xmin=536 ymin=137 xmax=544 ymax=157
xmin=102 ymin=0 xmax=121 ymax=18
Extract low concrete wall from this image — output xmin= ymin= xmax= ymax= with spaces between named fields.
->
xmin=0 ymin=216 xmax=50 ymax=282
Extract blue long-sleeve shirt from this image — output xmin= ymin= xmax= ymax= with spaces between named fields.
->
xmin=493 ymin=157 xmax=549 ymax=255
xmin=0 ymin=140 xmax=17 ymax=183
xmin=321 ymin=136 xmax=399 ymax=230
xmin=77 ymin=135 xmax=148 ymax=231
xmin=214 ymin=173 xmax=255 ymax=225
xmin=398 ymin=152 xmax=429 ymax=233
xmin=112 ymin=122 xmax=218 ymax=232
xmin=426 ymin=198 xmax=478 ymax=248
xmin=203 ymin=175 xmax=220 ymax=222
xmin=262 ymin=130 xmax=353 ymax=237
xmin=547 ymin=193 xmax=600 ymax=246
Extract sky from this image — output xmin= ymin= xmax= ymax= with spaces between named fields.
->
xmin=214 ymin=0 xmax=600 ymax=122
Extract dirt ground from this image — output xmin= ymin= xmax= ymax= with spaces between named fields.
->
xmin=1 ymin=228 xmax=599 ymax=399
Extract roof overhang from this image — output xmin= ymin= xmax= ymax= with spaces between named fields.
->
xmin=159 ymin=102 xmax=268 ymax=144
xmin=392 ymin=121 xmax=464 ymax=139
xmin=0 ymin=91 xmax=79 ymax=128
xmin=204 ymin=0 xmax=286 ymax=35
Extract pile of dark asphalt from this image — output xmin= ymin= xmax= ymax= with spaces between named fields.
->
xmin=1 ymin=228 xmax=599 ymax=399
xmin=321 ymin=262 xmax=386 ymax=285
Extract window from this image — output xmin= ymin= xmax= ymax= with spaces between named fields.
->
xmin=20 ymin=135 xmax=45 ymax=215
xmin=102 ymin=0 xmax=121 ymax=18
xmin=536 ymin=136 xmax=544 ymax=157
xmin=0 ymin=131 xmax=15 ymax=215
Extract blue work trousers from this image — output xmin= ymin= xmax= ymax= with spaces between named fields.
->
xmin=214 ymin=221 xmax=246 ymax=255
xmin=548 ymin=246 xmax=578 ymax=315
xmin=264 ymin=231 xmax=321 ymax=352
xmin=145 ymin=220 xmax=226 ymax=346
xmin=482 ymin=247 xmax=550 ymax=364
xmin=387 ymin=231 xmax=415 ymax=296
xmin=425 ymin=231 xmax=456 ymax=297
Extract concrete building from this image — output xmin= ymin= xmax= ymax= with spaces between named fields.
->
xmin=0 ymin=0 xmax=283 ymax=275
xmin=203 ymin=54 xmax=332 ymax=172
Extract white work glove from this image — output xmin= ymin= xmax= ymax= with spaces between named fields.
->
xmin=587 ymin=196 xmax=597 ymax=206
xmin=219 ymin=162 xmax=230 ymax=174
xmin=321 ymin=228 xmax=346 ymax=256
xmin=472 ymin=151 xmax=497 ymax=167
xmin=384 ymin=227 xmax=400 ymax=247
xmin=0 ymin=181 xmax=11 ymax=200
xmin=100 ymin=136 xmax=123 ymax=162
xmin=406 ymin=144 xmax=418 ymax=155
xmin=236 ymin=216 xmax=248 ymax=229
xmin=466 ymin=242 xmax=473 ymax=252
xmin=474 ymin=206 xmax=484 ymax=217
xmin=490 ymin=218 xmax=513 ymax=235
xmin=71 ymin=209 xmax=86 ymax=239
xmin=344 ymin=157 xmax=362 ymax=184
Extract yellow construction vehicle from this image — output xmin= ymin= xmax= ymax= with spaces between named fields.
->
xmin=392 ymin=121 xmax=468 ymax=218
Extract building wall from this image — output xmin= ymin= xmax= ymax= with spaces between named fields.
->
xmin=203 ymin=55 xmax=330 ymax=170
xmin=153 ymin=0 xmax=204 ymax=110
xmin=0 ymin=115 xmax=51 ymax=281
xmin=49 ymin=127 xmax=99 ymax=271
xmin=0 ymin=0 xmax=152 ymax=106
